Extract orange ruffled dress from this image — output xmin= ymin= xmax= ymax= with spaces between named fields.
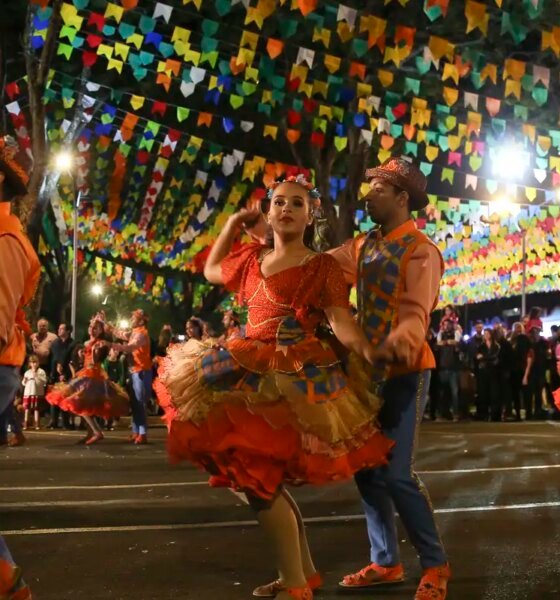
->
xmin=156 ymin=244 xmax=393 ymax=500
xmin=46 ymin=342 xmax=130 ymax=419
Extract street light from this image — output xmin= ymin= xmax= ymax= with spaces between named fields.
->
xmin=491 ymin=146 xmax=528 ymax=180
xmin=91 ymin=283 xmax=103 ymax=296
xmin=53 ymin=149 xmax=81 ymax=334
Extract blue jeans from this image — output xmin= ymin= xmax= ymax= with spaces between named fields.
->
xmin=0 ymin=366 xmax=21 ymax=570
xmin=355 ymin=371 xmax=447 ymax=569
xmin=438 ymin=369 xmax=460 ymax=417
xmin=130 ymin=370 xmax=152 ymax=436
xmin=0 ymin=365 xmax=22 ymax=443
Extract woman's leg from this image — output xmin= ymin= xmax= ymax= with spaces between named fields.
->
xmin=247 ymin=492 xmax=307 ymax=590
xmin=23 ymin=409 xmax=29 ymax=430
xmin=280 ymin=488 xmax=317 ymax=578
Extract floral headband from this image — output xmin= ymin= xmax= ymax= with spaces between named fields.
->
xmin=265 ymin=174 xmax=321 ymax=208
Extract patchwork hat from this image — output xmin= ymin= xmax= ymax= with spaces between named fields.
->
xmin=365 ymin=157 xmax=429 ymax=211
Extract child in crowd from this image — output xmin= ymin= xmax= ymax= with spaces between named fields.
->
xmin=21 ymin=354 xmax=47 ymax=430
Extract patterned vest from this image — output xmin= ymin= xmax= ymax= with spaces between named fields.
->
xmin=357 ymin=225 xmax=439 ymax=383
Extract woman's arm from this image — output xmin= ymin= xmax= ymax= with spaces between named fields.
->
xmin=204 ymin=209 xmax=260 ymax=284
xmin=324 ymin=306 xmax=391 ymax=364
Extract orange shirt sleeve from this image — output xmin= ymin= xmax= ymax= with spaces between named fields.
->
xmin=220 ymin=243 xmax=262 ymax=293
xmin=327 ymin=236 xmax=364 ymax=285
xmin=386 ymin=244 xmax=442 ymax=367
xmin=0 ymin=235 xmax=29 ymax=354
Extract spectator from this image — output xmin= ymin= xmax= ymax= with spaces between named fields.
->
xmin=436 ymin=320 xmax=462 ymax=421
xmin=527 ymin=327 xmax=549 ymax=420
xmin=21 ymin=354 xmax=47 ymax=430
xmin=221 ymin=310 xmax=242 ymax=342
xmin=494 ymin=323 xmax=513 ymax=421
xmin=29 ymin=318 xmax=57 ymax=370
xmin=525 ymin=307 xmax=543 ymax=334
xmin=47 ymin=322 xmax=76 ymax=429
xmin=508 ymin=322 xmax=533 ymax=421
xmin=185 ymin=317 xmax=204 ymax=341
xmin=476 ymin=328 xmax=501 ymax=421
xmin=439 ymin=304 xmax=459 ymax=331
xmin=69 ymin=344 xmax=85 ymax=378
xmin=426 ymin=329 xmax=439 ymax=420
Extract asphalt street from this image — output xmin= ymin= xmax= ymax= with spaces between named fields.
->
xmin=2 ymin=420 xmax=560 ymax=600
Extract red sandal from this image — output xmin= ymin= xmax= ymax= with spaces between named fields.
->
xmin=253 ymin=572 xmax=322 ymax=597
xmin=284 ymin=586 xmax=312 ymax=599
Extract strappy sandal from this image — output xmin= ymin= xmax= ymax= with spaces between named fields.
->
xmin=283 ymin=586 xmax=312 ymax=600
xmin=253 ymin=572 xmax=322 ymax=597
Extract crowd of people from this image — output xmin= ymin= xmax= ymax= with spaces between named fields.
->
xmin=428 ymin=305 xmax=560 ymax=423
xmin=0 ymin=310 xmax=243 ymax=447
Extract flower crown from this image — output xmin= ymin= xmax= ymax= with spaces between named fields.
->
xmin=265 ymin=174 xmax=321 ymax=208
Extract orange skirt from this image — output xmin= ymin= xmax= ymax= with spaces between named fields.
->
xmin=155 ymin=336 xmax=393 ymax=500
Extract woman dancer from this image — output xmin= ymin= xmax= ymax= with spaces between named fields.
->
xmin=156 ymin=176 xmax=393 ymax=600
xmin=46 ymin=317 xmax=129 ymax=445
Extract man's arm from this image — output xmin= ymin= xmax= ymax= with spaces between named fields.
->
xmin=385 ymin=244 xmax=442 ymax=367
xmin=112 ymin=330 xmax=148 ymax=354
xmin=0 ymin=235 xmax=29 ymax=354
xmin=327 ymin=237 xmax=363 ymax=286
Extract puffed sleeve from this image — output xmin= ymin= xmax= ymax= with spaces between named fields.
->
xmin=220 ymin=243 xmax=263 ymax=292
xmin=317 ymin=254 xmax=350 ymax=309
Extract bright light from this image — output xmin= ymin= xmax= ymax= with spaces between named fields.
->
xmin=492 ymin=146 xmax=528 ymax=179
xmin=118 ymin=319 xmax=130 ymax=329
xmin=91 ymin=283 xmax=103 ymax=296
xmin=490 ymin=196 xmax=520 ymax=216
xmin=463 ymin=334 xmax=470 ymax=342
xmin=176 ymin=334 xmax=186 ymax=341
xmin=53 ymin=151 xmax=74 ymax=172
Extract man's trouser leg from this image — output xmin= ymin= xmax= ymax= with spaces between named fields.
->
xmin=355 ymin=371 xmax=447 ymax=569
xmin=130 ymin=370 xmax=152 ymax=436
xmin=0 ymin=365 xmax=27 ymax=592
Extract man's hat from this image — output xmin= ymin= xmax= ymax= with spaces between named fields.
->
xmin=0 ymin=136 xmax=28 ymax=200
xmin=365 ymin=157 xmax=429 ymax=211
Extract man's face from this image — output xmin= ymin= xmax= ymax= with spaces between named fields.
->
xmin=445 ymin=321 xmax=454 ymax=333
xmin=475 ymin=323 xmax=483 ymax=335
xmin=364 ymin=179 xmax=404 ymax=224
xmin=513 ymin=323 xmax=523 ymax=335
xmin=58 ymin=324 xmax=69 ymax=339
xmin=37 ymin=320 xmax=49 ymax=335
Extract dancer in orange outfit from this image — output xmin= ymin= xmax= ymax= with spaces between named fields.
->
xmin=46 ymin=317 xmax=129 ymax=445
xmin=0 ymin=135 xmax=37 ymax=599
xmin=156 ymin=176 xmax=393 ymax=600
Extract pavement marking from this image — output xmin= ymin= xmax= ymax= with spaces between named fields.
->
xmin=3 ymin=500 xmax=560 ymax=537
xmin=4 ymin=463 xmax=560 ymax=493
xmin=0 ymin=482 xmax=208 ymax=492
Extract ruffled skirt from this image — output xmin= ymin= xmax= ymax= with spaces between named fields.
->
xmin=46 ymin=366 xmax=130 ymax=419
xmin=155 ymin=335 xmax=393 ymax=499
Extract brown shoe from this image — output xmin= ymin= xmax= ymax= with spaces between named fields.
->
xmin=339 ymin=563 xmax=405 ymax=588
xmin=8 ymin=433 xmax=26 ymax=447
xmin=253 ymin=572 xmax=322 ymax=597
xmin=415 ymin=563 xmax=451 ymax=600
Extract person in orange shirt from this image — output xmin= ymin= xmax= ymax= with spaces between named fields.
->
xmin=108 ymin=309 xmax=152 ymax=444
xmin=330 ymin=158 xmax=451 ymax=600
xmin=0 ymin=135 xmax=36 ymax=599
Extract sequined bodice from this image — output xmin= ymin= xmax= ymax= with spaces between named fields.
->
xmin=244 ymin=262 xmax=320 ymax=341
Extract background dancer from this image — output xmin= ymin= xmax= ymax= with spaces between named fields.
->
xmin=107 ymin=310 xmax=152 ymax=444
xmin=331 ymin=157 xmax=451 ymax=600
xmin=46 ymin=317 xmax=129 ymax=445
xmin=0 ymin=135 xmax=37 ymax=599
xmin=156 ymin=176 xmax=393 ymax=600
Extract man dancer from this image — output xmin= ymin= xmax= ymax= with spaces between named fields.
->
xmin=109 ymin=310 xmax=152 ymax=444
xmin=0 ymin=135 xmax=38 ymax=598
xmin=330 ymin=157 xmax=450 ymax=600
